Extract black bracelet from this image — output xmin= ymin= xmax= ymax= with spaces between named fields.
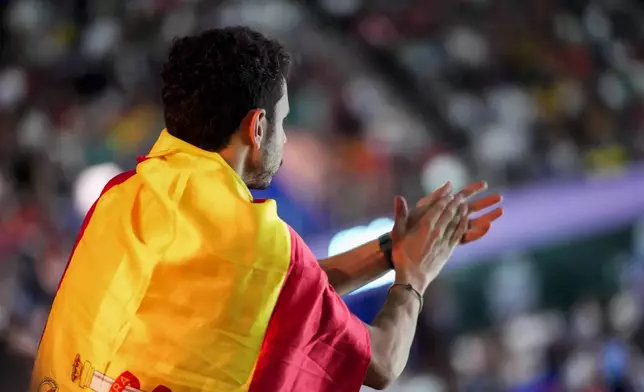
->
xmin=389 ymin=283 xmax=424 ymax=313
xmin=378 ymin=233 xmax=395 ymax=269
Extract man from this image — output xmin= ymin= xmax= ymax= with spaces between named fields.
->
xmin=32 ymin=26 xmax=502 ymax=392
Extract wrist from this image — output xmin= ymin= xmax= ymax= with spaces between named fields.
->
xmin=388 ymin=283 xmax=424 ymax=314
xmin=391 ymin=250 xmax=430 ymax=294
xmin=393 ymin=275 xmax=428 ymax=296
xmin=378 ymin=233 xmax=395 ymax=270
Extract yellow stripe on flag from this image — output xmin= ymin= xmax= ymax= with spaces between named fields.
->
xmin=33 ymin=130 xmax=292 ymax=392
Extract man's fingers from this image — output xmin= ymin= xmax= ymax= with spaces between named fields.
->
xmin=391 ymin=195 xmax=410 ymax=240
xmin=451 ymin=209 xmax=470 ymax=246
xmin=416 ymin=181 xmax=493 ymax=210
xmin=420 ymin=195 xmax=453 ymax=232
xmin=469 ymin=207 xmax=504 ymax=227
xmin=425 ymin=228 xmax=441 ymax=254
xmin=420 ymin=227 xmax=442 ymax=260
xmin=418 ymin=181 xmax=486 ymax=208
xmin=394 ymin=195 xmax=409 ymax=220
xmin=434 ymin=195 xmax=463 ymax=237
xmin=461 ymin=222 xmax=491 ymax=244
xmin=460 ymin=208 xmax=502 ymax=244
xmin=411 ymin=180 xmax=501 ymax=246
xmin=456 ymin=181 xmax=488 ymax=200
xmin=469 ymin=194 xmax=502 ymax=212
xmin=416 ymin=181 xmax=452 ymax=208
xmin=445 ymin=204 xmax=468 ymax=245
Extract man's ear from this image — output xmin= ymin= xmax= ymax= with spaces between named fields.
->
xmin=240 ymin=109 xmax=267 ymax=150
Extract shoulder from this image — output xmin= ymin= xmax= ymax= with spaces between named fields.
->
xmin=96 ymin=170 xmax=138 ymax=202
xmin=285 ymin=225 xmax=321 ymax=269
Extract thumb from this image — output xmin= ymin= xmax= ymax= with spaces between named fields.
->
xmin=391 ymin=195 xmax=409 ymax=240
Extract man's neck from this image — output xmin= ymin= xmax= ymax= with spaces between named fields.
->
xmin=218 ymin=142 xmax=249 ymax=183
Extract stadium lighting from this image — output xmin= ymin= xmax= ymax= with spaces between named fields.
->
xmin=328 ymin=217 xmax=396 ymax=295
xmin=73 ymin=162 xmax=122 ymax=216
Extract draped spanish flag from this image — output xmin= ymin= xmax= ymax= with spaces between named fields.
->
xmin=32 ymin=130 xmax=371 ymax=392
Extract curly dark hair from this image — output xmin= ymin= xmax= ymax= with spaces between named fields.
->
xmin=161 ymin=26 xmax=292 ymax=152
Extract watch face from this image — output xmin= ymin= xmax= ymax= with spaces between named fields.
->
xmin=378 ymin=234 xmax=394 ymax=268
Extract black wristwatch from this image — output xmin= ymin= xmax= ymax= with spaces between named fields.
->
xmin=378 ymin=233 xmax=395 ymax=269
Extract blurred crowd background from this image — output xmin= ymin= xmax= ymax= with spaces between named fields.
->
xmin=1 ymin=0 xmax=644 ymax=390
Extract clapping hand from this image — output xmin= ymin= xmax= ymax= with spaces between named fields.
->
xmin=388 ymin=181 xmax=503 ymax=291
xmin=403 ymin=181 xmax=502 ymax=244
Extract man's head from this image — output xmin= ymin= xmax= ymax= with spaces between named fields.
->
xmin=161 ymin=26 xmax=291 ymax=189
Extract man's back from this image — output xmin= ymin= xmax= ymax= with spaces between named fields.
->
xmin=33 ymin=26 xmax=503 ymax=392
xmin=32 ymin=131 xmax=370 ymax=392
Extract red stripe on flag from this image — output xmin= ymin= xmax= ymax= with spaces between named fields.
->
xmin=248 ymin=226 xmax=371 ymax=392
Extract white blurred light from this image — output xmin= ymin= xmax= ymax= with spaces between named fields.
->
xmin=539 ymin=311 xmax=567 ymax=344
xmin=400 ymin=374 xmax=447 ymax=392
xmin=329 ymin=218 xmax=395 ymax=294
xmin=0 ymin=67 xmax=27 ymax=110
xmin=53 ymin=132 xmax=86 ymax=171
xmin=217 ymin=1 xmax=301 ymax=32
xmin=609 ymin=291 xmax=641 ymax=335
xmin=486 ymin=86 xmax=534 ymax=128
xmin=610 ymin=41 xmax=631 ymax=71
xmin=571 ymin=301 xmax=602 ymax=341
xmin=447 ymin=92 xmax=487 ymax=131
xmin=7 ymin=0 xmax=47 ymax=33
xmin=371 ymin=106 xmax=429 ymax=155
xmin=343 ymin=77 xmax=385 ymax=120
xmin=564 ymin=351 xmax=598 ymax=390
xmin=502 ymin=314 xmax=551 ymax=353
xmin=450 ymin=335 xmax=486 ymax=376
xmin=630 ymin=63 xmax=644 ymax=97
xmin=583 ymin=6 xmax=612 ymax=42
xmin=445 ymin=27 xmax=488 ymax=66
xmin=81 ymin=18 xmax=121 ymax=60
xmin=17 ymin=110 xmax=50 ymax=150
xmin=421 ymin=154 xmax=469 ymax=195
xmin=632 ymin=355 xmax=644 ymax=391
xmin=329 ymin=218 xmax=394 ymax=257
xmin=73 ymin=163 xmax=122 ymax=216
xmin=547 ymin=138 xmax=581 ymax=175
xmin=487 ymin=253 xmax=539 ymax=320
xmin=598 ymin=72 xmax=627 ymax=110
xmin=501 ymin=353 xmax=544 ymax=388
xmin=475 ymin=125 xmax=528 ymax=167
